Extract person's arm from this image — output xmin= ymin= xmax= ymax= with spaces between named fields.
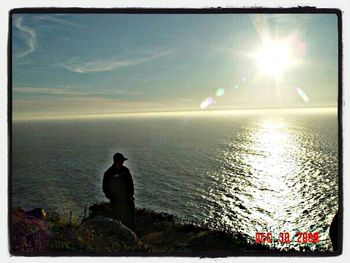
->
xmin=102 ymin=171 xmax=111 ymax=198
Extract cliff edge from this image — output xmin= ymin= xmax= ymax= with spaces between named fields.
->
xmin=11 ymin=202 xmax=270 ymax=255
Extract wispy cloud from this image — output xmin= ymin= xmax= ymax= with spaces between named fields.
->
xmin=13 ymin=16 xmax=37 ymax=59
xmin=34 ymin=14 xmax=84 ymax=29
xmin=13 ymin=86 xmax=142 ymax=97
xmin=61 ymin=59 xmax=139 ymax=74
xmin=60 ymin=49 xmax=176 ymax=74
xmin=13 ymin=86 xmax=82 ymax=96
xmin=13 ymin=96 xmax=168 ymax=121
xmin=90 ymin=89 xmax=142 ymax=96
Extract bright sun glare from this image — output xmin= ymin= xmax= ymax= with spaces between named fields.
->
xmin=254 ymin=40 xmax=293 ymax=78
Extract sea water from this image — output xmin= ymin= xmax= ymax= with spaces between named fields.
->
xmin=12 ymin=108 xmax=339 ymax=251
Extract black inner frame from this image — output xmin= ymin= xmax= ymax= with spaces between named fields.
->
xmin=7 ymin=7 xmax=343 ymax=257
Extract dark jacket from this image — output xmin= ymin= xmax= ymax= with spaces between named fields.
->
xmin=102 ymin=165 xmax=134 ymax=201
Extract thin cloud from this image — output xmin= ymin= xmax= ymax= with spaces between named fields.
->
xmin=34 ymin=14 xmax=85 ymax=29
xmin=13 ymin=86 xmax=82 ymax=96
xmin=13 ymin=16 xmax=37 ymax=59
xmin=61 ymin=59 xmax=138 ymax=74
xmin=60 ymin=49 xmax=176 ymax=74
xmin=90 ymin=89 xmax=142 ymax=96
xmin=13 ymin=96 xmax=168 ymax=121
xmin=14 ymin=86 xmax=141 ymax=97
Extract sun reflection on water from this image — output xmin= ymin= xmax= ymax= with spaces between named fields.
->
xmin=232 ymin=120 xmax=306 ymax=239
xmin=242 ymin=120 xmax=302 ymax=233
xmin=206 ymin=117 xmax=336 ymax=251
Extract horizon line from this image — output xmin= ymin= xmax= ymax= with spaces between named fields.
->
xmin=12 ymin=106 xmax=338 ymax=122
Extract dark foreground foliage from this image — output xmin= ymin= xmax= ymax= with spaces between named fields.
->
xmin=11 ymin=202 xmax=275 ymax=255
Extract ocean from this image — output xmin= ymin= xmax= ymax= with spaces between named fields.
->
xmin=11 ymin=108 xmax=339 ymax=251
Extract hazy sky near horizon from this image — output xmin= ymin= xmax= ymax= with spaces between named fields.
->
xmin=12 ymin=13 xmax=338 ymax=119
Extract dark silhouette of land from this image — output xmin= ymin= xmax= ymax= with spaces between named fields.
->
xmin=11 ymin=202 xmax=278 ymax=255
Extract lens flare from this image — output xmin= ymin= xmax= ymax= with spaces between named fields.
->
xmin=183 ymin=115 xmax=191 ymax=125
xmin=296 ymin=87 xmax=310 ymax=102
xmin=234 ymin=84 xmax=239 ymax=89
xmin=216 ymin=88 xmax=225 ymax=97
xmin=200 ymin=97 xmax=216 ymax=110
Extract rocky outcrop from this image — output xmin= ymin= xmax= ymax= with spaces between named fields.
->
xmin=84 ymin=215 xmax=139 ymax=244
xmin=26 ymin=208 xmax=47 ymax=220
xmin=11 ymin=203 xmax=270 ymax=254
xmin=88 ymin=203 xmax=263 ymax=253
xmin=11 ymin=208 xmax=50 ymax=253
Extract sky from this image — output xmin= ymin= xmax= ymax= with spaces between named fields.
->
xmin=12 ymin=13 xmax=339 ymax=120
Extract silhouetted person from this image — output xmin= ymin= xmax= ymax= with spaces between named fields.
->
xmin=103 ymin=153 xmax=136 ymax=230
xmin=329 ymin=211 xmax=339 ymax=252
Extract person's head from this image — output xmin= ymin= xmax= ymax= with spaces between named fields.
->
xmin=113 ymin=152 xmax=128 ymax=168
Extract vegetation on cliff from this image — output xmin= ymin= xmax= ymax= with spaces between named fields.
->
xmin=11 ymin=202 xmax=272 ymax=255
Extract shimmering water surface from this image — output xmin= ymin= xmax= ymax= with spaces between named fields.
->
xmin=12 ymin=109 xmax=339 ymax=251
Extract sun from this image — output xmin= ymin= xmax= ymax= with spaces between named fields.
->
xmin=253 ymin=39 xmax=293 ymax=78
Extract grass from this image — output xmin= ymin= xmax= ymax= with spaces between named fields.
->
xmin=12 ymin=202 xmax=277 ymax=255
